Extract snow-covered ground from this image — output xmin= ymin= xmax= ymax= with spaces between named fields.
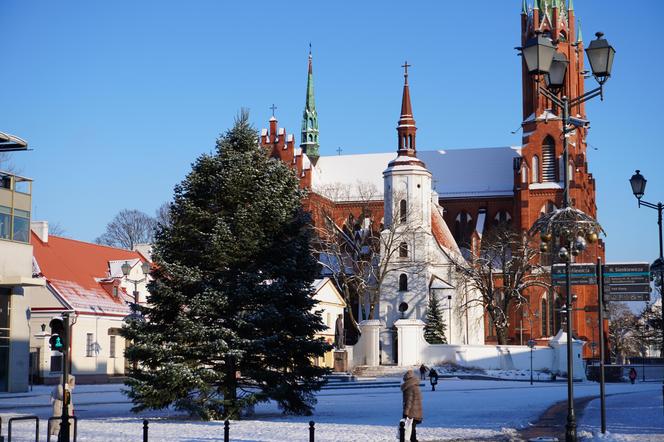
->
xmin=1 ymin=379 xmax=661 ymax=441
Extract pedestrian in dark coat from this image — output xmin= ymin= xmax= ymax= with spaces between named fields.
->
xmin=419 ymin=364 xmax=427 ymax=380
xmin=629 ymin=367 xmax=637 ymax=384
xmin=402 ymin=369 xmax=423 ymax=442
xmin=429 ymin=368 xmax=439 ymax=391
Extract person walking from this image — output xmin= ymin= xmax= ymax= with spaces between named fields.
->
xmin=401 ymin=369 xmax=423 ymax=442
xmin=629 ymin=367 xmax=637 ymax=384
xmin=429 ymin=368 xmax=439 ymax=391
xmin=50 ymin=375 xmax=75 ymax=440
xmin=419 ymin=364 xmax=427 ymax=380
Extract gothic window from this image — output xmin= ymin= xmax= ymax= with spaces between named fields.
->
xmin=308 ymin=134 xmax=313 ymax=142
xmin=493 ymin=210 xmax=512 ymax=227
xmin=541 ymin=136 xmax=557 ymax=182
xmin=521 ymin=165 xmax=528 ymax=184
xmin=399 ymin=199 xmax=407 ymax=223
xmin=568 ymin=162 xmax=574 ymax=184
xmin=399 ymin=274 xmax=408 ymax=291
xmin=541 ymin=296 xmax=548 ymax=336
xmin=532 ymin=155 xmax=540 ymax=183
xmin=454 ymin=211 xmax=473 ymax=248
xmin=399 ymin=242 xmax=408 ymax=258
xmin=540 ymin=201 xmax=557 ymax=215
xmin=554 ymin=296 xmax=563 ymax=333
xmin=309 ymin=117 xmax=314 ymax=128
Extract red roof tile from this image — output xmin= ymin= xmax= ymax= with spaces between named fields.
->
xmin=31 ymin=232 xmax=145 ymax=315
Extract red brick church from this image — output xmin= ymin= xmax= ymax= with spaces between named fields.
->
xmin=261 ymin=1 xmax=605 ymax=358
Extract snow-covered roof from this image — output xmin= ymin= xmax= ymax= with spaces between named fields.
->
xmin=311 ymin=147 xmax=520 ymax=201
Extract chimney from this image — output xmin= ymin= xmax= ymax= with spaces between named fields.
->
xmin=31 ymin=221 xmax=49 ymax=243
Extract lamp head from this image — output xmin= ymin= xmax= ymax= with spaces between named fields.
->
xmin=121 ymin=261 xmax=131 ymax=277
xmin=629 ymin=170 xmax=646 ymax=200
xmin=585 ymin=32 xmax=616 ymax=85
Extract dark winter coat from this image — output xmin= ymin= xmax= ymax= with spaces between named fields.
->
xmin=401 ymin=370 xmax=423 ymax=420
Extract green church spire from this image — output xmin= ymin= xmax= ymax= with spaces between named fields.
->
xmin=568 ymin=0 xmax=574 ymax=11
xmin=301 ymin=45 xmax=320 ymax=162
xmin=577 ymin=19 xmax=583 ymax=43
xmin=522 ymin=0 xmax=527 ymax=14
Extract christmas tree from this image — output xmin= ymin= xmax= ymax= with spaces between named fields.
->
xmin=424 ymin=291 xmax=448 ymax=344
xmin=122 ymin=111 xmax=330 ymax=420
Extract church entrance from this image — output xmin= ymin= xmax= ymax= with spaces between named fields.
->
xmin=379 ymin=328 xmax=397 ymax=365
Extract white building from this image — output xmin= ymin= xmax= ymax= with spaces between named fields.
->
xmin=377 ymin=70 xmax=485 ymax=365
xmin=0 ymin=170 xmax=44 ymax=392
xmin=312 ymin=278 xmax=346 ymax=368
xmin=26 ymin=222 xmax=150 ymax=384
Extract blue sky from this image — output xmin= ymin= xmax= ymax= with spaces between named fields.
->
xmin=1 ymin=0 xmax=663 ymax=266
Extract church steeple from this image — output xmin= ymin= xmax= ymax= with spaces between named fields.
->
xmin=300 ymin=45 xmax=320 ymax=162
xmin=397 ymin=61 xmax=417 ymax=157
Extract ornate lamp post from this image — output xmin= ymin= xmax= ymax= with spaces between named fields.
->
xmin=629 ymin=169 xmax=664 ymax=407
xmin=522 ymin=31 xmax=615 ymax=442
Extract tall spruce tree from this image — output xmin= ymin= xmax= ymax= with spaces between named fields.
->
xmin=122 ymin=111 xmax=330 ymax=420
xmin=424 ymin=292 xmax=447 ymax=344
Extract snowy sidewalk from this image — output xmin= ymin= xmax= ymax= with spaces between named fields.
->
xmin=1 ymin=380 xmax=661 ymax=441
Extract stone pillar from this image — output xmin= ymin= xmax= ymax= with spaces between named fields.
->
xmin=395 ymin=319 xmax=426 ymax=367
xmin=32 ymin=330 xmax=51 ymax=383
xmin=358 ymin=320 xmax=382 ymax=366
xmin=549 ymin=329 xmax=587 ymax=380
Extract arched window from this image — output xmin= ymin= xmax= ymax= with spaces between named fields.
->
xmin=532 ymin=155 xmax=540 ymax=183
xmin=541 ymin=136 xmax=556 ymax=182
xmin=454 ymin=211 xmax=473 ymax=248
xmin=408 ymin=134 xmax=413 ymax=149
xmin=541 ymin=296 xmax=548 ymax=336
xmin=539 ymin=201 xmax=558 ymax=215
xmin=399 ymin=242 xmax=408 ymax=258
xmin=399 ymin=274 xmax=408 ymax=291
xmin=493 ymin=210 xmax=512 ymax=226
xmin=308 ymin=134 xmax=313 ymax=142
xmin=554 ymin=296 xmax=563 ymax=333
xmin=402 ymin=136 xmax=407 ymax=149
xmin=521 ymin=165 xmax=528 ymax=184
xmin=309 ymin=117 xmax=314 ymax=128
xmin=568 ymin=162 xmax=574 ymax=184
xmin=399 ymin=199 xmax=407 ymax=223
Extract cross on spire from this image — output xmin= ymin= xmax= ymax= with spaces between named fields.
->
xmin=270 ymin=104 xmax=277 ymax=116
xmin=401 ymin=60 xmax=411 ymax=83
xmin=336 ymin=146 xmax=343 ymax=156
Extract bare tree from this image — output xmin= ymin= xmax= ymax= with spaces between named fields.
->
xmin=49 ymin=222 xmax=67 ymax=237
xmin=0 ymin=153 xmax=16 ymax=173
xmin=447 ymin=224 xmax=549 ymax=345
xmin=638 ymin=302 xmax=662 ymax=358
xmin=312 ymin=183 xmax=423 ymax=327
xmin=95 ymin=209 xmax=156 ymax=250
xmin=608 ymin=302 xmax=640 ymax=364
xmin=155 ymin=201 xmax=172 ymax=228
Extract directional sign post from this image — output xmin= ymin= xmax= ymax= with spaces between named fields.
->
xmin=552 ymin=263 xmax=597 ymax=286
xmin=602 ymin=263 xmax=651 ymax=302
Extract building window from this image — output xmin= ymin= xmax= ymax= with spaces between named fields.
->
xmin=109 ymin=335 xmax=116 ymax=358
xmin=541 ymin=136 xmax=556 ymax=182
xmin=454 ymin=211 xmax=473 ymax=248
xmin=521 ymin=165 xmax=528 ymax=184
xmin=399 ymin=274 xmax=408 ymax=292
xmin=50 ymin=355 xmax=63 ymax=372
xmin=408 ymin=134 xmax=413 ymax=149
xmin=541 ymin=297 xmax=548 ymax=336
xmin=86 ymin=333 xmax=94 ymax=357
xmin=399 ymin=242 xmax=408 ymax=258
xmin=493 ymin=211 xmax=512 ymax=227
xmin=554 ymin=297 xmax=563 ymax=334
xmin=112 ymin=286 xmax=118 ymax=297
xmin=532 ymin=156 xmax=539 ymax=183
xmin=399 ymin=199 xmax=407 ymax=223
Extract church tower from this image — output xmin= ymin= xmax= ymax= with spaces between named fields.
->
xmin=300 ymin=47 xmax=320 ymax=162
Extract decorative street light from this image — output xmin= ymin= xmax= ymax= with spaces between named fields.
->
xmin=122 ymin=260 xmax=151 ymax=307
xmin=527 ymin=339 xmax=536 ymax=385
xmin=628 ymin=169 xmax=664 ymax=409
xmin=523 ymin=30 xmax=616 ymax=442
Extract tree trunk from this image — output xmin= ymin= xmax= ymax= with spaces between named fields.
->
xmin=496 ymin=326 xmax=509 ymax=345
xmin=223 ymin=358 xmax=238 ymax=419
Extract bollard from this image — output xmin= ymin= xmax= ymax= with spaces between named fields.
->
xmin=309 ymin=421 xmax=315 ymax=442
xmin=224 ymin=420 xmax=230 ymax=442
xmin=143 ymin=419 xmax=149 ymax=442
xmin=7 ymin=415 xmax=39 ymax=442
xmin=398 ymin=420 xmax=405 ymax=442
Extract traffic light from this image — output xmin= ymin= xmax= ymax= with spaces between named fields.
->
xmin=49 ymin=316 xmax=67 ymax=352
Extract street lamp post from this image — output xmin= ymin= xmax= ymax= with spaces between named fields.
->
xmin=527 ymin=339 xmax=536 ymax=385
xmin=121 ymin=260 xmax=151 ymax=306
xmin=629 ymin=169 xmax=664 ymax=409
xmin=522 ymin=31 xmax=615 ymax=442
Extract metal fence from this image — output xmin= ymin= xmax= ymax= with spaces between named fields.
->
xmin=587 ymin=363 xmax=664 ymax=382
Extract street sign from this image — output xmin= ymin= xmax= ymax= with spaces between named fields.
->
xmin=602 ymin=263 xmax=651 ymax=302
xmin=552 ymin=263 xmax=597 ymax=286
xmin=602 ymin=263 xmax=650 ymax=285
xmin=604 ymin=293 xmax=650 ymax=302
